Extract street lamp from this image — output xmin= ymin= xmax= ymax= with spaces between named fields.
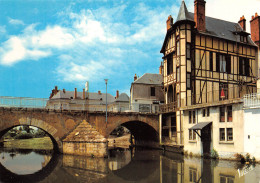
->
xmin=104 ymin=79 xmax=108 ymax=127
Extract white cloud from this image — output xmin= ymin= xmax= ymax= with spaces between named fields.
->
xmin=0 ymin=2 xmax=171 ymax=85
xmin=8 ymin=18 xmax=25 ymax=25
xmin=57 ymin=59 xmax=115 ymax=83
xmin=31 ymin=26 xmax=75 ymax=48
xmin=1 ymin=36 xmax=51 ymax=66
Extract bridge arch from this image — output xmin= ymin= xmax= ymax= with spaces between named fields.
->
xmin=107 ymin=120 xmax=159 ymax=147
xmin=0 ymin=117 xmax=61 ymax=152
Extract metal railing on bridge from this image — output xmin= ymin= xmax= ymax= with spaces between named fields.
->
xmin=0 ymin=96 xmax=48 ymax=109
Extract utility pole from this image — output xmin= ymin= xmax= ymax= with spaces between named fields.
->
xmin=104 ymin=79 xmax=108 ymax=127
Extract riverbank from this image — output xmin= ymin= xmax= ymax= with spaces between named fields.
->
xmin=3 ymin=137 xmax=53 ymax=150
xmin=108 ymin=134 xmax=131 ymax=148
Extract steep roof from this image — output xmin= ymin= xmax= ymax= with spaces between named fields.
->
xmin=161 ymin=1 xmax=256 ymax=53
xmin=63 ymin=120 xmax=107 ymax=142
xmin=51 ymin=91 xmax=115 ymax=104
xmin=176 ymin=1 xmax=193 ymax=23
xmin=115 ymin=93 xmax=129 ymax=102
xmin=133 ymin=73 xmax=163 ymax=85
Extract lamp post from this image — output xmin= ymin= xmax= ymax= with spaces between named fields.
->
xmin=104 ymin=79 xmax=108 ymax=127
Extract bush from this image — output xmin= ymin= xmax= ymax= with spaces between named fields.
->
xmin=245 ymin=153 xmax=251 ymax=162
xmin=211 ymin=148 xmax=219 ymax=159
xmin=234 ymin=153 xmax=245 ymax=163
xmin=14 ymin=133 xmax=33 ymax=139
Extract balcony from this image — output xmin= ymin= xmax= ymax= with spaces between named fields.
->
xmin=159 ymin=102 xmax=177 ymax=113
xmin=243 ymin=93 xmax=260 ymax=108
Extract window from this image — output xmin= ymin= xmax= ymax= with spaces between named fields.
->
xmin=216 ymin=53 xmax=231 ymax=73
xmin=189 ymin=130 xmax=196 ymax=140
xmin=220 ymin=128 xmax=225 ymax=141
xmin=209 ymin=52 xmax=213 ymax=71
xmin=189 ymin=168 xmax=197 ymax=182
xmin=220 ymin=107 xmax=225 ymax=122
xmin=151 ymin=87 xmax=155 ymax=96
xmin=220 ymin=175 xmax=234 ymax=183
xmin=219 ymin=54 xmax=226 ymax=73
xmin=167 ymin=56 xmax=173 ymax=75
xmin=227 ymin=128 xmax=233 ymax=141
xmin=227 ymin=106 xmax=232 ymax=122
xmin=189 ymin=110 xmax=196 ymax=124
xmin=202 ymin=108 xmax=210 ymax=117
xmin=239 ymin=57 xmax=249 ymax=76
xmin=186 ymin=43 xmax=191 ymax=59
xmin=193 ymin=110 xmax=196 ymax=124
xmin=189 ymin=111 xmax=192 ymax=124
xmin=226 ymin=55 xmax=231 ymax=74
xmin=187 ymin=72 xmax=191 ymax=89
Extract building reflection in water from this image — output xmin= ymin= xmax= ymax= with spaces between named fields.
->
xmin=1 ymin=147 xmax=260 ymax=183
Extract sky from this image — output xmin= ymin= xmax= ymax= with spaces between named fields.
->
xmin=0 ymin=0 xmax=259 ymax=98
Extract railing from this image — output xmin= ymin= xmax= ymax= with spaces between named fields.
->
xmin=0 ymin=96 xmax=48 ymax=109
xmin=160 ymin=85 xmax=255 ymax=112
xmin=243 ymin=93 xmax=260 ymax=108
xmin=159 ymin=102 xmax=177 ymax=113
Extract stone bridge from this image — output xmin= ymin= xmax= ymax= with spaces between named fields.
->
xmin=0 ymin=107 xmax=159 ymax=153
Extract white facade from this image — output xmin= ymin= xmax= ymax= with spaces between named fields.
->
xmin=244 ymin=108 xmax=260 ymax=159
xmin=183 ymin=102 xmax=245 ymax=159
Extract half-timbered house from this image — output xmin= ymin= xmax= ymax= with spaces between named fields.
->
xmin=159 ymin=0 xmax=259 ymax=158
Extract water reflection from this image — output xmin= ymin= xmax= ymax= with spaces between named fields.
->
xmin=1 ymin=147 xmax=260 ymax=183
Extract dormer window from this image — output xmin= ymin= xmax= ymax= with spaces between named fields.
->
xmin=240 ymin=35 xmax=247 ymax=43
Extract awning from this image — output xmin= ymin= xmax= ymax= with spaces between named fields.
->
xmin=189 ymin=122 xmax=212 ymax=130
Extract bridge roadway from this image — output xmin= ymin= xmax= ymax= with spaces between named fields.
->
xmin=0 ymin=107 xmax=159 ymax=152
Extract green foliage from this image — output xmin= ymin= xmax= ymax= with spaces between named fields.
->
xmin=252 ymin=157 xmax=256 ymax=163
xmin=33 ymin=128 xmax=47 ymax=138
xmin=211 ymin=148 xmax=219 ymax=159
xmin=14 ymin=133 xmax=34 ymax=139
xmin=234 ymin=153 xmax=245 ymax=163
xmin=245 ymin=153 xmax=251 ymax=162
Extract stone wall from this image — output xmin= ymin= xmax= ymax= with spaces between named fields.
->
xmin=62 ymin=120 xmax=108 ymax=157
xmin=63 ymin=142 xmax=107 ymax=157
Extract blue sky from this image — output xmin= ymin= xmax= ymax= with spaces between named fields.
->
xmin=0 ymin=0 xmax=259 ymax=98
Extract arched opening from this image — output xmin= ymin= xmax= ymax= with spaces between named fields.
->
xmin=0 ymin=125 xmax=59 ymax=176
xmin=108 ymin=121 xmax=159 ymax=148
xmin=0 ymin=125 xmax=59 ymax=152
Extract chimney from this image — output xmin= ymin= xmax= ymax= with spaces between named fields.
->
xmin=63 ymin=89 xmax=66 ymax=93
xmin=83 ymin=88 xmax=85 ymax=99
xmin=166 ymin=15 xmax=173 ymax=31
xmin=250 ymin=12 xmax=260 ymax=47
xmin=116 ymin=90 xmax=119 ymax=99
xmin=74 ymin=88 xmax=77 ymax=99
xmin=238 ymin=15 xmax=246 ymax=31
xmin=134 ymin=74 xmax=137 ymax=81
xmin=194 ymin=0 xmax=206 ymax=32
xmin=98 ymin=90 xmax=101 ymax=95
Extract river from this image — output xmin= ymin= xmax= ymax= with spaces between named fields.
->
xmin=0 ymin=147 xmax=260 ymax=183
